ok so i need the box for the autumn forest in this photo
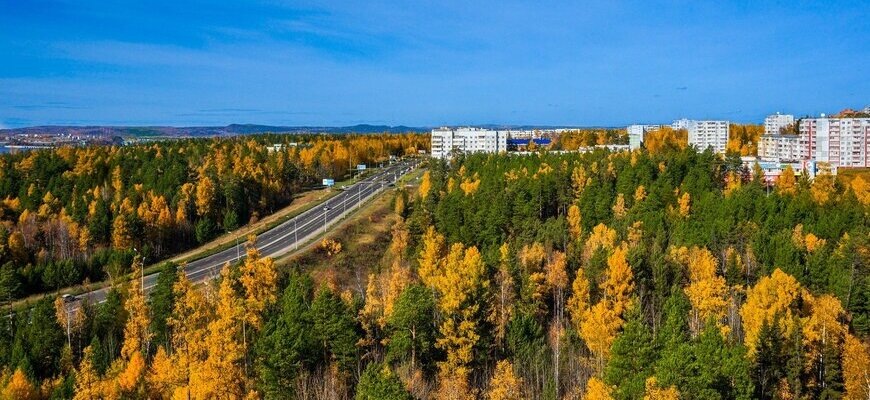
[0,132,869,400]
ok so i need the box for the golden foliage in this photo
[571,166,591,198]
[568,268,591,331]
[557,129,624,150]
[580,302,622,372]
[634,185,647,203]
[487,360,524,400]
[117,351,146,392]
[194,176,216,217]
[584,223,617,259]
[437,316,480,379]
[394,193,406,216]
[727,124,763,156]
[389,219,409,264]
[200,264,246,399]
[240,242,278,329]
[677,192,690,217]
[319,238,343,256]
[460,176,481,196]
[740,269,802,358]
[776,380,795,400]
[518,242,547,273]
[545,251,568,290]
[627,221,644,248]
[842,333,870,400]
[777,166,797,195]
[724,171,741,197]
[418,226,446,290]
[791,224,805,249]
[612,193,626,218]
[602,245,634,316]
[166,270,212,395]
[802,294,846,364]
[74,346,101,400]
[360,273,384,340]
[576,245,634,370]
[644,126,687,155]
[584,377,614,400]
[121,259,151,360]
[3,368,37,400]
[425,242,489,387]
[435,369,475,400]
[436,244,488,316]
[811,171,836,205]
[567,204,582,241]
[850,175,870,206]
[111,215,133,250]
[146,346,178,398]
[643,376,680,400]
[676,247,728,335]
[384,266,412,321]
[804,233,826,253]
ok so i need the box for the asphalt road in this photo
[69,158,420,307]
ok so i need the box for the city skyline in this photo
[1,0,868,129]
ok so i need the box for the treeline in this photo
[551,129,627,150]
[727,124,764,156]
[3,145,870,399]
[399,149,869,399]
[0,133,427,301]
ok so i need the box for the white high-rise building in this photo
[680,120,729,153]
[764,113,795,135]
[758,135,805,161]
[626,124,662,150]
[800,117,870,168]
[671,118,691,130]
[430,127,508,159]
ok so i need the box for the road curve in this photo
[70,158,420,307]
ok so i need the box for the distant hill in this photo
[0,124,429,137]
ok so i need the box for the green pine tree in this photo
[605,306,657,400]
[355,363,412,400]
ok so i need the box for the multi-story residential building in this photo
[430,127,508,159]
[684,120,729,153]
[799,117,870,168]
[626,124,662,150]
[744,158,819,184]
[758,134,805,161]
[764,113,795,135]
[671,118,691,130]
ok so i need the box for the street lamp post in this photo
[322,206,331,234]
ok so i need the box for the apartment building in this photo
[683,120,729,153]
[758,134,805,161]
[626,124,662,150]
[671,118,691,130]
[764,113,795,135]
[430,127,508,159]
[799,117,870,168]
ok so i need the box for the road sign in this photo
[357,164,366,170]
[323,178,335,187]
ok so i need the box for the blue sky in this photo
[0,0,867,128]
